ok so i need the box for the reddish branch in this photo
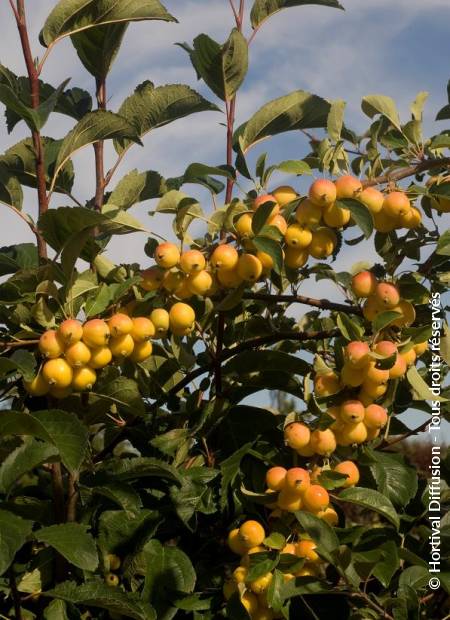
[13,0,48,258]
[380,419,431,449]
[93,78,107,211]
[362,157,450,187]
[243,291,362,315]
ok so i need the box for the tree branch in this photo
[362,157,450,188]
[243,292,362,315]
[93,78,107,211]
[380,419,431,450]
[8,568,22,620]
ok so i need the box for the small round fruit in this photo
[317,507,339,526]
[359,187,384,213]
[334,461,360,487]
[363,296,383,322]
[340,400,365,424]
[24,373,49,397]
[295,200,323,227]
[130,317,155,342]
[108,313,133,338]
[284,467,310,495]
[303,485,329,512]
[284,246,308,269]
[162,270,184,293]
[391,300,416,327]
[351,271,377,298]
[65,341,92,367]
[338,422,368,446]
[388,354,407,379]
[211,244,239,271]
[314,371,340,397]
[400,347,417,366]
[42,358,73,388]
[109,334,135,359]
[180,249,206,274]
[58,319,83,345]
[39,330,65,359]
[296,443,315,458]
[383,191,411,218]
[308,227,336,259]
[268,213,288,235]
[256,251,275,274]
[277,489,303,512]
[360,380,387,399]
[237,254,263,282]
[82,319,110,348]
[249,572,273,594]
[310,429,337,456]
[253,608,274,620]
[323,202,351,228]
[365,362,389,385]
[241,592,259,615]
[89,346,112,369]
[266,466,287,491]
[414,341,428,357]
[227,528,247,555]
[105,573,119,587]
[334,175,362,199]
[374,282,400,309]
[253,194,279,219]
[340,363,365,387]
[140,266,164,291]
[232,566,248,584]
[346,341,370,369]
[273,185,297,206]
[175,280,193,300]
[238,520,265,548]
[364,404,388,429]
[150,309,170,337]
[107,554,121,571]
[399,206,421,229]
[284,224,312,248]
[130,340,153,363]
[296,540,319,562]
[373,209,398,233]
[240,546,265,568]
[154,242,180,269]
[366,427,381,440]
[284,422,311,450]
[235,213,253,238]
[308,179,336,207]
[72,366,96,391]
[282,543,297,555]
[187,270,213,296]
[374,340,397,357]
[169,302,195,330]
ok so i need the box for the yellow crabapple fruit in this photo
[374,282,400,309]
[161,270,184,294]
[277,489,303,512]
[71,366,97,391]
[169,302,195,331]
[296,540,319,562]
[154,242,180,269]
[252,607,275,620]
[256,251,275,274]
[227,528,247,555]
[337,422,368,446]
[272,185,297,207]
[217,267,243,288]
[373,209,398,233]
[174,279,193,300]
[130,340,153,363]
[365,362,390,385]
[211,244,239,270]
[391,300,416,327]
[238,520,266,548]
[266,466,287,491]
[340,363,365,387]
[295,443,316,458]
[42,358,73,388]
[180,249,206,274]
[351,270,377,298]
[187,270,213,296]
[150,309,170,337]
[284,467,311,495]
[284,246,308,269]
[358,187,384,213]
[366,427,381,440]
[237,254,263,282]
[334,461,360,487]
[232,566,248,584]
[282,543,297,555]
[334,175,363,199]
[64,341,92,367]
[302,485,330,512]
[399,206,421,229]
[235,213,253,238]
[107,554,121,571]
[268,213,288,235]
[383,191,411,218]
[284,422,311,450]
[323,203,351,228]
[374,340,397,357]
[240,546,266,567]
[108,313,133,337]
[346,341,370,369]
[362,296,383,322]
[24,373,49,397]
[295,199,323,227]
[364,404,388,429]
[340,400,365,424]
[249,572,273,594]
[360,380,387,399]
[105,573,119,587]
[284,224,313,248]
[317,507,339,526]
[58,319,83,345]
[89,346,112,369]
[308,227,337,259]
[414,341,428,356]
[140,266,164,291]
[241,592,259,615]
[39,330,64,359]
[109,334,135,359]
[310,429,337,456]
[253,194,280,219]
[82,319,110,348]
[388,353,407,379]
[314,371,340,396]
[308,179,336,207]
[130,317,155,342]
[400,347,417,366]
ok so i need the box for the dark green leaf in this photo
[338,487,400,528]
[337,198,373,238]
[250,0,344,29]
[295,512,339,564]
[108,169,167,210]
[0,510,33,575]
[36,523,98,571]
[252,236,283,274]
[0,438,58,494]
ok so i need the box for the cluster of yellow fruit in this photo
[223,461,359,618]
[351,270,415,327]
[23,304,196,398]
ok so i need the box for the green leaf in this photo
[336,312,364,340]
[367,449,418,508]
[0,82,40,132]
[89,482,143,514]
[337,198,373,238]
[247,551,279,581]
[264,532,286,550]
[263,159,312,186]
[142,540,196,620]
[0,164,23,210]
[266,569,285,612]
[98,457,181,484]
[0,410,88,472]
[50,110,142,191]
[35,79,71,130]
[185,29,248,101]
[45,581,155,620]
[71,23,128,79]
[43,600,71,620]
[36,523,98,571]
[115,82,218,153]
[237,90,331,153]
[0,349,36,381]
[0,243,38,276]
[252,199,278,234]
[361,94,402,131]
[410,92,428,121]
[327,99,346,141]
[0,438,58,494]
[338,487,400,528]
[40,0,176,47]
[252,236,283,274]
[108,169,167,210]
[250,0,344,29]
[93,376,145,415]
[437,228,450,256]
[223,350,309,376]
[398,566,429,590]
[0,510,33,575]
[295,512,339,564]
[407,365,447,402]
[98,509,161,554]
[373,310,402,332]
[184,162,235,182]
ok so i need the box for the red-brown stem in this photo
[66,472,79,522]
[362,157,450,188]
[380,419,431,449]
[8,568,22,620]
[14,0,48,258]
[93,78,107,211]
[243,291,363,315]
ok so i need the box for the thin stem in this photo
[214,313,225,395]
[66,472,79,522]
[93,78,107,211]
[380,419,431,449]
[13,0,48,258]
[363,157,450,188]
[228,0,239,26]
[8,569,22,620]
[243,291,362,315]
[3,202,38,235]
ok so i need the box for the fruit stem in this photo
[362,156,450,188]
[242,292,363,315]
[8,568,22,620]
[94,77,107,212]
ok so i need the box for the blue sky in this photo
[0,0,449,440]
